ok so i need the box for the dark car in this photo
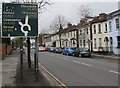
[55,47,63,53]
[52,47,56,53]
[73,48,84,57]
[80,48,91,57]
[48,47,54,52]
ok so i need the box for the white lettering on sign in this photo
[3,18,21,22]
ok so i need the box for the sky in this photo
[0,0,120,34]
[38,1,119,33]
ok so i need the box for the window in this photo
[105,23,107,32]
[68,33,69,38]
[80,40,82,47]
[80,30,82,35]
[98,24,101,33]
[115,18,120,29]
[117,36,120,48]
[83,40,86,47]
[94,38,97,49]
[86,28,88,34]
[71,32,72,38]
[99,38,102,47]
[94,25,96,34]
[109,21,112,32]
[62,41,64,46]
[83,29,86,35]
[74,31,75,37]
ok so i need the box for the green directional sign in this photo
[2,3,38,37]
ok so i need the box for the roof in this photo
[107,9,120,20]
[90,13,107,24]
[76,22,90,29]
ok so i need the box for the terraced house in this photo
[51,23,77,48]
[107,9,120,55]
[76,18,91,50]
[91,13,109,53]
[42,9,120,55]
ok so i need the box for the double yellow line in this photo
[39,63,67,88]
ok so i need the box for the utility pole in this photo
[59,24,63,48]
[76,29,79,48]
[90,23,93,52]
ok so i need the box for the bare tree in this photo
[48,15,68,48]
[49,15,68,33]
[78,4,92,18]
[11,0,51,13]
[37,0,52,13]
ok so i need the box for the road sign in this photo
[2,3,38,37]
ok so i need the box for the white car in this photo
[39,46,45,52]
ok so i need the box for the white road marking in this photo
[81,63,92,67]
[73,60,92,67]
[73,60,80,63]
[109,70,120,74]
[63,58,68,60]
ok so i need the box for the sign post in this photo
[20,37,23,81]
[2,3,38,81]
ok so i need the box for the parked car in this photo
[45,47,49,51]
[55,47,63,53]
[62,47,76,55]
[73,48,84,57]
[38,46,45,52]
[48,47,54,52]
[52,47,57,53]
[80,48,91,57]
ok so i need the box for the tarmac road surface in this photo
[38,52,119,86]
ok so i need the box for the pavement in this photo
[2,50,18,87]
[92,53,120,60]
[2,49,53,88]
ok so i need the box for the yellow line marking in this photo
[38,63,67,88]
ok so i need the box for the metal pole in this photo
[35,37,39,81]
[27,37,31,69]
[90,23,93,52]
[20,37,23,81]
[76,29,79,48]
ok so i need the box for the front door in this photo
[110,37,113,52]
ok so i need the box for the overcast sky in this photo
[38,1,119,33]
[0,0,120,34]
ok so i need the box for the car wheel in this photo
[73,53,74,56]
[80,54,83,57]
[89,54,91,57]
[77,55,79,57]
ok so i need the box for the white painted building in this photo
[91,13,109,52]
[77,22,91,49]
[107,9,120,55]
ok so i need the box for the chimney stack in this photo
[67,23,72,29]
[80,18,86,24]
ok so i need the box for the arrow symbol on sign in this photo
[18,15,31,36]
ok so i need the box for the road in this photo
[38,51,119,86]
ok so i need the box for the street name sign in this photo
[2,3,38,37]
